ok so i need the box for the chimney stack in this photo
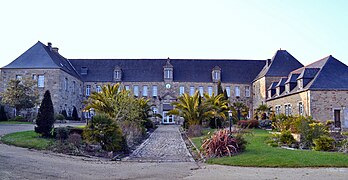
[52,47,59,53]
[47,42,52,51]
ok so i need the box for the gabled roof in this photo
[309,56,348,90]
[297,68,320,79]
[275,77,287,87]
[69,59,265,83]
[2,41,80,79]
[254,50,303,81]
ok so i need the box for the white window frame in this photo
[96,85,102,93]
[152,86,158,97]
[214,71,219,80]
[64,78,68,91]
[133,85,139,97]
[125,85,130,91]
[38,75,45,88]
[298,102,304,115]
[275,105,281,115]
[86,85,91,96]
[199,86,204,96]
[245,86,250,97]
[16,75,22,80]
[115,70,121,79]
[226,86,231,97]
[142,85,148,97]
[179,86,185,95]
[190,86,195,96]
[208,86,213,96]
[72,81,76,93]
[235,86,240,97]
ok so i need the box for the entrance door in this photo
[334,109,341,128]
[162,111,175,124]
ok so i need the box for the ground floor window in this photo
[284,104,292,116]
[298,102,303,115]
[275,105,281,115]
[334,109,341,128]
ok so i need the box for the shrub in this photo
[83,114,126,152]
[55,114,65,120]
[13,115,25,122]
[313,135,335,151]
[237,120,259,128]
[202,129,247,158]
[142,119,155,130]
[259,119,272,129]
[0,105,8,121]
[35,90,55,137]
[55,127,70,140]
[187,125,203,137]
[61,110,68,119]
[72,106,79,120]
[338,138,348,153]
[280,130,296,146]
[67,133,82,147]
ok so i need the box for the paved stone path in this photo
[127,125,194,162]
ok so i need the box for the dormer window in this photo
[163,58,173,82]
[114,66,122,82]
[212,66,221,82]
[285,84,290,94]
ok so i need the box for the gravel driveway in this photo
[1,124,348,179]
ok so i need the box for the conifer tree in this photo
[217,81,224,95]
[35,90,55,137]
[72,106,79,120]
[0,105,8,121]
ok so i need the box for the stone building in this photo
[1,41,347,128]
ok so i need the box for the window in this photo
[190,86,195,96]
[134,85,139,97]
[32,74,37,80]
[298,102,303,115]
[72,81,76,93]
[86,85,91,96]
[245,86,250,97]
[96,85,102,93]
[199,86,204,96]
[142,86,148,97]
[235,86,240,97]
[152,86,158,97]
[115,70,121,79]
[285,104,292,116]
[179,86,185,95]
[208,86,213,96]
[275,105,281,115]
[16,75,22,80]
[164,69,172,79]
[214,71,219,80]
[225,86,231,97]
[38,75,44,87]
[64,78,68,91]
[125,85,130,91]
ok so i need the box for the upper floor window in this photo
[190,86,195,96]
[245,86,250,97]
[16,75,22,80]
[275,105,281,115]
[199,86,204,96]
[235,86,240,97]
[86,85,91,96]
[212,66,221,82]
[142,86,148,97]
[163,58,173,81]
[208,86,213,96]
[226,86,231,97]
[298,102,304,115]
[114,66,122,81]
[125,85,130,91]
[152,86,158,97]
[96,85,102,93]
[38,75,45,87]
[165,69,172,79]
[32,74,37,80]
[285,104,292,116]
[179,86,185,95]
[133,85,139,97]
[72,81,76,93]
[64,78,68,91]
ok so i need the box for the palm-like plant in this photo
[256,104,272,120]
[204,93,229,128]
[231,102,249,121]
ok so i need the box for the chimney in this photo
[47,42,52,51]
[267,59,271,66]
[52,47,59,53]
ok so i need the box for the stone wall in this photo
[0,68,83,119]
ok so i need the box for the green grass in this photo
[0,121,33,125]
[192,129,348,167]
[1,130,53,150]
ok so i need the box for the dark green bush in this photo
[55,127,70,140]
[72,106,79,120]
[0,105,8,121]
[13,115,25,121]
[61,110,68,119]
[35,90,55,137]
[83,114,127,152]
[280,130,296,146]
[313,135,335,151]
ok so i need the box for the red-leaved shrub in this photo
[201,129,246,158]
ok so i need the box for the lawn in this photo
[0,121,33,125]
[192,129,348,167]
[1,130,53,150]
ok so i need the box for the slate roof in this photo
[254,50,303,81]
[2,41,80,79]
[275,78,287,87]
[267,82,278,90]
[69,59,266,83]
[297,68,320,79]
[285,73,300,84]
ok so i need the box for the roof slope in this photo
[309,56,348,90]
[2,41,80,79]
[69,59,265,83]
[254,50,303,81]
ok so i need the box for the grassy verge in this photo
[192,129,348,167]
[1,131,53,150]
[0,121,33,125]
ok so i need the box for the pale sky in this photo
[1,0,347,67]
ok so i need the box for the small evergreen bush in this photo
[35,90,55,137]
[0,105,8,121]
[313,135,335,151]
[61,109,68,119]
[72,106,79,120]
[280,130,296,146]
